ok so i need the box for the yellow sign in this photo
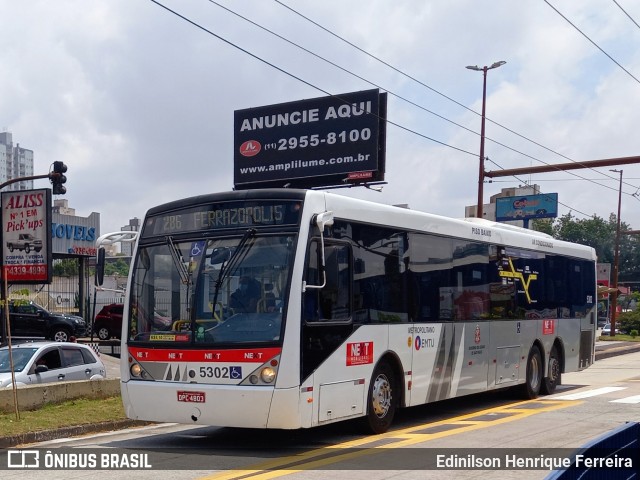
[150,334,176,341]
[498,257,538,303]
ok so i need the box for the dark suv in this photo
[94,304,123,340]
[5,301,87,342]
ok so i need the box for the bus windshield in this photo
[128,233,295,346]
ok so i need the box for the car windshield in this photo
[129,233,295,345]
[0,347,38,373]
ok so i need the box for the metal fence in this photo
[8,272,127,331]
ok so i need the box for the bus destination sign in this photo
[143,200,302,237]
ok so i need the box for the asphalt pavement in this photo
[1,338,639,449]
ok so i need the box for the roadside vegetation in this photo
[0,396,126,437]
[600,307,640,341]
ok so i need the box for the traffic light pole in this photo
[0,170,66,346]
[0,172,62,190]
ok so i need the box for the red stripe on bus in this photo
[128,347,282,363]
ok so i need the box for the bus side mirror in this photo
[95,247,106,286]
[315,211,334,231]
[303,211,334,292]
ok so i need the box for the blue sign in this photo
[495,193,558,222]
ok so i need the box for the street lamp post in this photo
[609,169,623,336]
[466,61,506,219]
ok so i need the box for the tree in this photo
[53,258,79,277]
[535,212,640,283]
[104,257,130,277]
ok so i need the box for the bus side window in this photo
[304,242,351,322]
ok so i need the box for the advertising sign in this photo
[495,193,558,222]
[52,211,100,256]
[1,189,53,283]
[234,89,387,189]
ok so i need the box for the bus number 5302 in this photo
[200,366,232,379]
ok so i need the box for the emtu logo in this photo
[239,140,261,157]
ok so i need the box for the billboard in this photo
[1,189,53,283]
[234,89,387,189]
[495,193,558,222]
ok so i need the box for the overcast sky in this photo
[2,0,640,238]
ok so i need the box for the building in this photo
[120,217,141,256]
[0,131,34,191]
[465,184,542,227]
[52,199,76,215]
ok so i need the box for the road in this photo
[2,349,639,479]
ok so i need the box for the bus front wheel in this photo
[361,361,396,434]
[521,345,543,399]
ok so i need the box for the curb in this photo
[0,419,152,449]
[594,343,640,361]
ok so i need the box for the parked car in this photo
[94,304,124,340]
[0,341,106,387]
[3,301,87,342]
[601,323,620,335]
[94,304,173,340]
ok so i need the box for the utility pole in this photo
[466,61,506,219]
[610,169,623,336]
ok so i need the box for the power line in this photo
[273,0,640,192]
[151,0,639,219]
[612,0,640,31]
[207,0,636,196]
[544,0,640,85]
[206,0,590,177]
[148,0,476,157]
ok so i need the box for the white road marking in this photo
[552,386,627,400]
[610,394,640,404]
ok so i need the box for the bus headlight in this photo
[130,363,143,378]
[240,355,280,386]
[260,367,276,383]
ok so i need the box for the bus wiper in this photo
[167,236,191,285]
[211,228,256,316]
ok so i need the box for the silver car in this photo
[601,323,620,335]
[0,341,106,387]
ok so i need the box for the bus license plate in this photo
[177,391,205,403]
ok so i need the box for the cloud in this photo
[0,0,638,236]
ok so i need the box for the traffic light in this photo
[50,161,67,195]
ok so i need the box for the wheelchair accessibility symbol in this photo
[191,241,205,257]
[230,366,242,379]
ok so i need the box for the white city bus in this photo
[114,189,596,433]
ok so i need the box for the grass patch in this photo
[598,334,640,341]
[0,396,126,437]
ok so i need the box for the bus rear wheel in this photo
[361,361,396,434]
[541,345,561,395]
[520,345,542,399]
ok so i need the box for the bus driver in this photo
[230,276,261,313]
